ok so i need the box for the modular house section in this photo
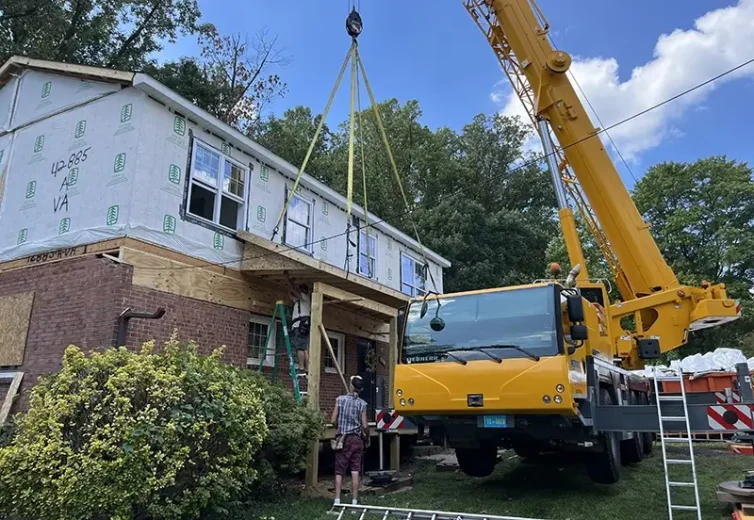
[0,64,449,297]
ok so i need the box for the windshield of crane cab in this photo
[401,285,560,364]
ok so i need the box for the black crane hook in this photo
[346,8,363,39]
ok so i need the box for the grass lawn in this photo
[238,443,752,520]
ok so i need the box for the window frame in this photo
[400,252,427,297]
[284,189,314,254]
[358,230,378,279]
[247,314,276,368]
[186,140,249,231]
[324,330,346,374]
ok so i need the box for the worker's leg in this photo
[334,474,344,503]
[351,470,360,503]
[350,437,364,504]
[334,446,347,504]
[296,349,306,372]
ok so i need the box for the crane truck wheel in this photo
[620,392,645,464]
[455,443,497,477]
[586,388,621,484]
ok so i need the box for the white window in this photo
[358,231,377,279]
[401,253,426,297]
[324,331,345,374]
[247,315,275,367]
[285,191,313,252]
[188,141,247,230]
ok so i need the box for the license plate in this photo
[482,415,509,428]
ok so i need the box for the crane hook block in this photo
[546,50,572,74]
[346,8,363,39]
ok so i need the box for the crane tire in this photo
[587,388,622,484]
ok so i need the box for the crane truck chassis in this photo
[394,282,745,483]
[390,0,743,485]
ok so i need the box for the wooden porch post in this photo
[388,315,400,471]
[305,287,324,489]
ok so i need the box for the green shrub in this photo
[0,338,268,520]
[247,374,324,495]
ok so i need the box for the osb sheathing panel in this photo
[0,291,34,366]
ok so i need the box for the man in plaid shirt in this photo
[331,375,368,506]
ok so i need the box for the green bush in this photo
[0,338,269,520]
[247,374,324,495]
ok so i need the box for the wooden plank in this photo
[0,292,34,366]
[322,305,389,342]
[305,288,324,489]
[0,372,23,425]
[0,238,124,272]
[320,323,348,394]
[122,238,247,281]
[315,282,397,318]
[390,435,401,472]
[121,247,277,313]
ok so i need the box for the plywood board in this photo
[121,247,277,313]
[0,292,34,366]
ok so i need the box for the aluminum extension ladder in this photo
[653,368,702,520]
[329,504,549,520]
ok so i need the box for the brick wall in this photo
[0,254,393,419]
[0,255,129,411]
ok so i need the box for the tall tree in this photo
[0,0,201,69]
[146,25,288,131]
[633,156,754,356]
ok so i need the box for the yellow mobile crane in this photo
[393,0,742,484]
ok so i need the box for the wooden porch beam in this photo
[314,282,398,318]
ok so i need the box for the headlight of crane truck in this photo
[391,0,742,484]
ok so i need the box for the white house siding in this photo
[0,69,447,295]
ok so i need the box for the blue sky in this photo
[159,0,754,186]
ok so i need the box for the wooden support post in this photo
[0,372,23,425]
[319,323,349,394]
[388,315,400,471]
[305,289,324,489]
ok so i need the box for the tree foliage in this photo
[634,156,754,356]
[252,100,558,293]
[0,0,201,69]
[0,338,322,520]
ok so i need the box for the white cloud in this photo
[492,0,754,160]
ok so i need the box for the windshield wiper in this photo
[439,350,468,365]
[465,347,502,363]
[481,344,540,362]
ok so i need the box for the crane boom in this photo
[464,0,740,361]
[466,0,678,299]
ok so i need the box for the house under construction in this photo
[0,56,450,484]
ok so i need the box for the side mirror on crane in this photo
[566,294,585,323]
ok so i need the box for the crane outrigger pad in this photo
[329,503,551,520]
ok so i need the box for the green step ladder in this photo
[257,300,307,402]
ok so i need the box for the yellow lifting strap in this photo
[270,23,437,293]
[271,41,357,240]
[356,50,438,292]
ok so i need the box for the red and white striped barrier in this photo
[707,404,754,431]
[376,409,404,431]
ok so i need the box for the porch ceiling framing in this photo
[236,231,409,309]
